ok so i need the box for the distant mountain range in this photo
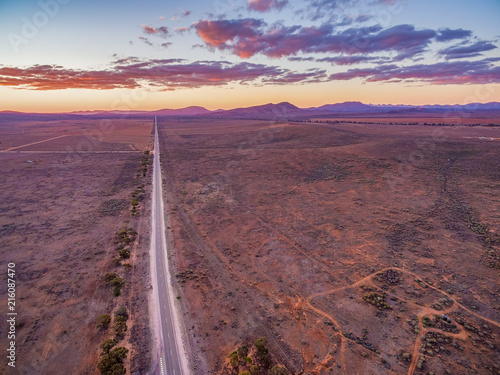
[1,101,500,121]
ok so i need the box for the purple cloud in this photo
[141,25,170,39]
[194,19,437,60]
[0,59,327,90]
[248,0,288,12]
[436,28,472,42]
[440,40,497,59]
[317,55,386,65]
[329,59,500,84]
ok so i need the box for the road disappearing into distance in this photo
[150,117,188,375]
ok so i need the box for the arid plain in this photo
[158,118,500,374]
[1,116,499,375]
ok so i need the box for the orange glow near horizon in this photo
[2,81,500,113]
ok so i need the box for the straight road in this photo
[151,117,187,375]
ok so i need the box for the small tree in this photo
[100,339,118,354]
[229,351,239,367]
[270,365,288,375]
[238,345,249,358]
[239,372,251,375]
[114,307,129,320]
[254,338,268,356]
[119,248,130,259]
[250,365,259,375]
[97,315,111,330]
[113,320,127,337]
[104,273,117,283]
[110,347,128,360]
[110,277,124,288]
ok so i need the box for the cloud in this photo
[194,18,264,49]
[317,55,386,65]
[288,56,315,62]
[174,26,190,34]
[0,59,328,91]
[138,36,153,46]
[328,59,500,84]
[194,19,438,59]
[141,25,170,38]
[248,0,288,12]
[439,40,497,60]
[436,28,472,42]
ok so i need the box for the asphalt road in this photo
[152,117,184,375]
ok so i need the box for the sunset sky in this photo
[1,0,499,112]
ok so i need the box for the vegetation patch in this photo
[363,292,393,310]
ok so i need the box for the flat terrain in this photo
[0,119,154,374]
[0,118,152,152]
[159,119,500,374]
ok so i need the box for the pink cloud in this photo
[0,59,327,90]
[141,25,170,38]
[194,19,443,59]
[248,0,288,12]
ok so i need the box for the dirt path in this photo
[1,135,68,151]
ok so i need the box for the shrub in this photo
[229,351,239,367]
[110,277,125,288]
[238,345,249,358]
[113,287,121,297]
[97,347,128,375]
[250,365,259,375]
[104,273,117,283]
[118,249,130,259]
[113,320,127,336]
[100,339,118,354]
[270,365,288,375]
[254,338,268,356]
[239,372,251,375]
[114,307,129,320]
[97,315,111,330]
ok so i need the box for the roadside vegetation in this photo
[95,149,152,374]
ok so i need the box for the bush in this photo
[250,365,259,375]
[238,345,249,358]
[110,277,125,288]
[114,307,129,321]
[97,315,111,330]
[254,338,268,356]
[100,339,118,354]
[113,287,121,297]
[269,365,288,375]
[118,249,130,259]
[229,351,239,367]
[104,273,117,283]
[113,320,127,336]
[97,347,128,375]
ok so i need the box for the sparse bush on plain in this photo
[97,314,111,330]
[270,365,288,375]
[97,347,128,375]
[229,351,239,367]
[100,338,118,354]
[118,248,130,259]
[114,307,129,321]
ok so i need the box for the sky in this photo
[0,0,499,112]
